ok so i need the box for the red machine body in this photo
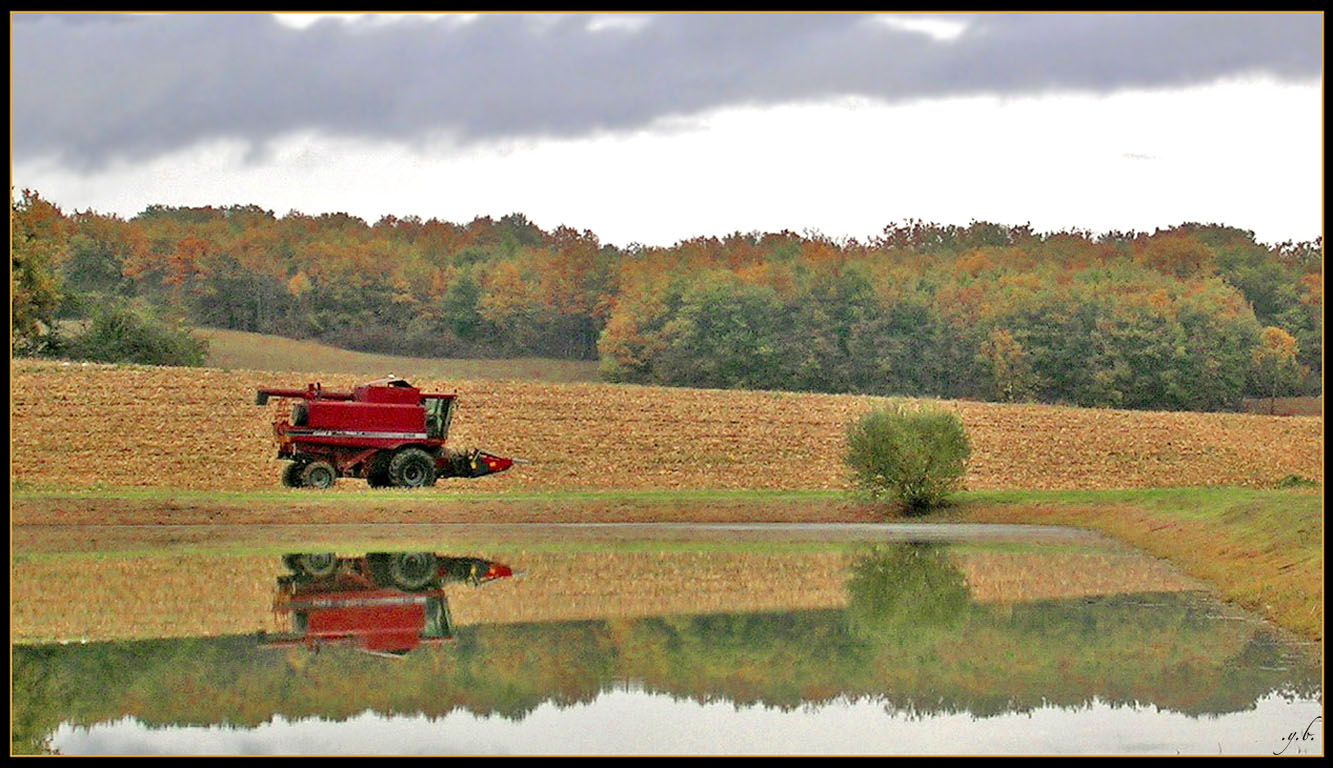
[260,552,514,657]
[255,377,515,489]
[290,590,444,656]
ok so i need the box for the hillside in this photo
[199,327,600,383]
[18,198,1323,414]
[11,358,1322,493]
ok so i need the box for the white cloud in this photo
[11,78,1321,247]
[869,14,971,43]
[270,13,473,30]
[586,14,653,34]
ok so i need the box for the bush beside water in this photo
[845,403,972,513]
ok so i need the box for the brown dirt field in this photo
[11,359,1323,493]
[1241,396,1323,417]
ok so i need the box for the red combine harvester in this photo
[255,376,515,489]
[260,552,515,657]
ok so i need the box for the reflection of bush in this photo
[845,544,973,641]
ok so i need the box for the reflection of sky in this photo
[52,690,1322,756]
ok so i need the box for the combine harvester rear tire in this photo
[281,461,307,488]
[297,553,339,578]
[367,454,392,489]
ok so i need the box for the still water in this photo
[11,525,1323,756]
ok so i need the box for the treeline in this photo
[600,223,1321,411]
[11,189,1322,411]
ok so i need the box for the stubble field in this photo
[11,358,1322,494]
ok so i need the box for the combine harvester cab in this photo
[255,376,516,489]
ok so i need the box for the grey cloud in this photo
[11,12,1322,167]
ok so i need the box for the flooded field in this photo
[11,523,1323,756]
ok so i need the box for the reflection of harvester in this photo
[260,552,514,658]
[255,377,515,489]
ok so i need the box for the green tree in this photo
[1173,281,1261,411]
[844,402,972,513]
[845,286,952,397]
[1086,302,1191,410]
[61,212,143,302]
[63,299,208,367]
[441,268,485,342]
[657,276,785,389]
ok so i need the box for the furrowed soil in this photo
[11,359,1323,495]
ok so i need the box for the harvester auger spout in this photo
[254,377,517,489]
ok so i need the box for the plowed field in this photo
[10,359,1323,493]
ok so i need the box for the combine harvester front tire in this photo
[389,448,437,488]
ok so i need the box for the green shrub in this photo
[62,299,208,367]
[845,402,972,513]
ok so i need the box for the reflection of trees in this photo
[844,544,972,642]
[12,647,59,755]
[12,593,1323,753]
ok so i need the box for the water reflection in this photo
[846,543,972,640]
[261,553,514,658]
[11,539,1322,755]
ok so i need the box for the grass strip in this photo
[945,487,1323,642]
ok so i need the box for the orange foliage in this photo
[1133,231,1216,278]
[955,250,993,278]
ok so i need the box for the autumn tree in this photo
[11,189,67,355]
[1134,229,1216,278]
[1249,326,1304,410]
[976,327,1036,402]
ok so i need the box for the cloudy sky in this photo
[10,12,1324,247]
